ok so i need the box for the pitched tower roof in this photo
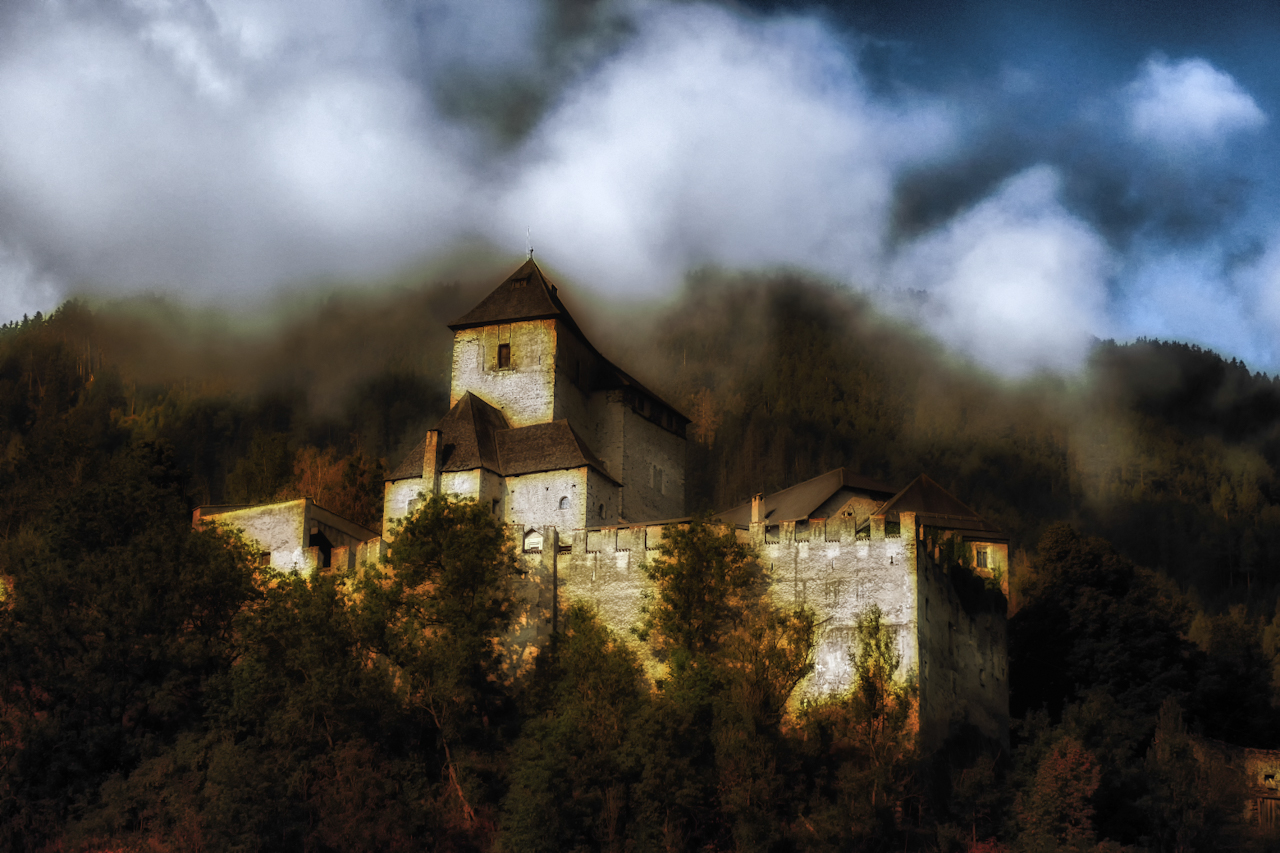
[448,259,580,332]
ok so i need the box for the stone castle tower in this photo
[382,259,689,540]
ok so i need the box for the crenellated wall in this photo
[507,512,1009,751]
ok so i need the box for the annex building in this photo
[198,258,1011,751]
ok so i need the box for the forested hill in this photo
[6,273,1280,849]
[4,269,1280,605]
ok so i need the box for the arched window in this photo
[558,496,569,510]
[598,503,605,519]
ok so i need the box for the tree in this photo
[276,443,385,530]
[1139,699,1244,853]
[1013,735,1101,853]
[357,493,520,837]
[642,518,761,666]
[500,604,649,853]
[634,519,816,851]
[795,604,919,848]
[0,441,258,850]
[1010,523,1194,724]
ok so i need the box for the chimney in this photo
[751,493,764,524]
[422,430,442,492]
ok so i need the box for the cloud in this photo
[0,0,495,303]
[494,3,953,295]
[1,0,1280,381]
[890,166,1112,376]
[1125,56,1266,149]
[0,241,60,323]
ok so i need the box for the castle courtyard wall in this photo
[198,499,380,575]
[202,500,310,570]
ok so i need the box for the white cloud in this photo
[1221,234,1280,370]
[0,0,489,302]
[496,3,953,295]
[0,0,1276,383]
[1125,56,1266,149]
[890,166,1112,376]
[0,242,60,322]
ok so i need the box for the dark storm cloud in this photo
[1,0,1280,376]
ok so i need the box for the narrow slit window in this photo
[497,343,511,369]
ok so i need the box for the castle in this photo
[196,258,1011,751]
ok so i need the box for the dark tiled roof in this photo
[386,393,617,483]
[715,468,897,527]
[388,435,428,482]
[496,421,618,482]
[386,393,510,482]
[438,393,509,473]
[875,474,1005,538]
[448,259,578,332]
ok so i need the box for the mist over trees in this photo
[3,270,1280,849]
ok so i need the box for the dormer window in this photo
[497,343,511,369]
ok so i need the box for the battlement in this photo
[508,510,913,561]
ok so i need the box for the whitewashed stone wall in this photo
[619,407,686,522]
[506,468,590,533]
[450,321,558,427]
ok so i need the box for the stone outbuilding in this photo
[193,498,383,574]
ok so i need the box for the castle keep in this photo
[198,258,1011,751]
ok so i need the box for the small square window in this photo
[497,343,511,369]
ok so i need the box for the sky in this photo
[1,0,1279,377]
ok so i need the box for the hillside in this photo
[3,271,1280,849]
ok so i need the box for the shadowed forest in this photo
[4,267,1280,850]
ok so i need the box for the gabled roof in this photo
[715,467,897,528]
[873,474,1005,538]
[448,258,581,333]
[386,394,618,484]
[496,420,618,483]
